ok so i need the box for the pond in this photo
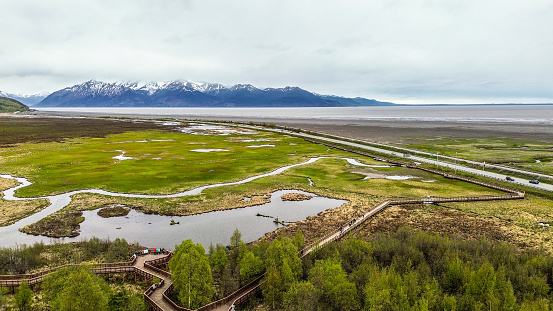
[0,188,345,249]
[78,190,346,249]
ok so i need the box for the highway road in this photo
[260,127,553,193]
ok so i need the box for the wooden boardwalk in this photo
[0,152,526,310]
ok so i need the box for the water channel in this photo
[0,157,389,249]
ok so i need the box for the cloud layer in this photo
[1,0,552,103]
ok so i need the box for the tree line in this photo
[169,226,553,310]
[3,227,553,310]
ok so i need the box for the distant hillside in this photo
[0,90,49,106]
[0,97,30,112]
[35,80,395,107]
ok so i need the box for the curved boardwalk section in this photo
[0,147,526,311]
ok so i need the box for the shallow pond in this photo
[78,190,346,249]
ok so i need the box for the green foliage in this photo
[296,227,553,310]
[0,97,29,113]
[230,228,243,249]
[106,237,133,262]
[210,243,229,274]
[293,228,304,250]
[169,239,214,309]
[309,258,359,310]
[466,262,498,309]
[108,289,147,311]
[263,263,282,310]
[283,281,320,311]
[264,236,302,289]
[43,265,111,311]
[262,236,303,308]
[14,281,33,311]
[0,286,7,309]
[239,250,264,283]
[0,238,139,275]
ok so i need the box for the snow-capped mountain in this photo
[0,90,50,106]
[35,80,394,108]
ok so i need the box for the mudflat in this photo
[248,118,553,143]
[33,109,553,143]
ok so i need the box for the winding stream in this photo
[0,157,389,248]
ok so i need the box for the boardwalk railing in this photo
[0,138,529,310]
[0,256,137,287]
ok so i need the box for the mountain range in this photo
[27,80,394,107]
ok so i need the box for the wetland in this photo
[1,115,553,254]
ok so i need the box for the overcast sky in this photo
[1,0,552,104]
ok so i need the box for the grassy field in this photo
[2,117,553,255]
[401,137,553,175]
[0,128,328,197]
[19,153,504,237]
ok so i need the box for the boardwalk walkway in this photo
[0,155,526,310]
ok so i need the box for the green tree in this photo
[230,228,242,249]
[43,265,111,311]
[263,263,283,310]
[108,289,147,311]
[262,236,302,309]
[283,281,320,311]
[442,294,457,311]
[495,266,516,311]
[519,298,549,311]
[239,250,264,283]
[466,262,498,310]
[107,238,131,262]
[169,239,214,309]
[442,256,465,294]
[309,258,359,311]
[209,244,229,274]
[264,236,302,289]
[14,281,33,311]
[293,228,304,250]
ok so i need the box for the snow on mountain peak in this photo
[56,80,313,98]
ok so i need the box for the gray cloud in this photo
[0,0,552,103]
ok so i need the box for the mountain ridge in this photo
[34,80,395,107]
[0,90,49,106]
